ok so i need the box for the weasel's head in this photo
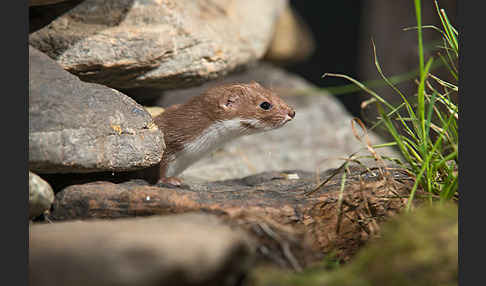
[203,81,295,133]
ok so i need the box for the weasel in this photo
[144,81,295,186]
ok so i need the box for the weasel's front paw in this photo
[160,176,183,187]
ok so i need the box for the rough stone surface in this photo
[29,213,254,286]
[29,171,55,219]
[29,0,288,90]
[30,0,73,6]
[51,166,419,265]
[144,63,401,182]
[29,46,164,174]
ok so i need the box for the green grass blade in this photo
[417,58,434,146]
[377,103,417,170]
[414,0,425,75]
[441,172,458,201]
[438,52,458,80]
[425,91,437,143]
[322,73,396,111]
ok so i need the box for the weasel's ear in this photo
[219,86,244,109]
[220,92,239,109]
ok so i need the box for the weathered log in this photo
[52,166,420,264]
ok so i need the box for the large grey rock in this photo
[29,0,74,6]
[149,63,401,182]
[29,171,55,219]
[29,0,288,90]
[29,213,254,286]
[29,1,86,33]
[29,46,164,173]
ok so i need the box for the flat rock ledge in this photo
[30,213,254,286]
[51,166,420,266]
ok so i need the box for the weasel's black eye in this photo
[259,101,272,110]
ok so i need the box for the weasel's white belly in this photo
[165,145,217,177]
[164,118,259,177]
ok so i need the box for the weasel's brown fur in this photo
[144,81,295,185]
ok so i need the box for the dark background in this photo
[284,0,457,121]
[286,0,363,118]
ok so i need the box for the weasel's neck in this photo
[164,118,260,177]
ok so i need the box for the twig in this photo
[258,222,303,272]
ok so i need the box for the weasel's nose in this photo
[288,109,295,119]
